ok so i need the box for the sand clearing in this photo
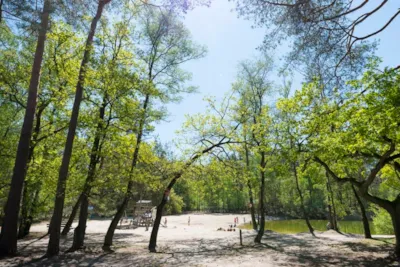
[1,213,396,266]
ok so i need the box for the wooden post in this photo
[240,229,243,246]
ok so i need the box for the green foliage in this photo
[371,206,395,235]
[165,189,185,215]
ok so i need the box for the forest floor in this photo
[0,214,398,267]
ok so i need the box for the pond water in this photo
[242,219,392,235]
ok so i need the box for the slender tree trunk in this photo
[248,182,257,230]
[326,172,338,231]
[293,162,314,235]
[244,143,257,230]
[103,94,150,251]
[18,106,45,239]
[22,184,41,236]
[149,177,179,252]
[20,142,49,237]
[70,97,106,250]
[18,182,31,239]
[0,0,51,256]
[327,204,334,229]
[103,186,131,250]
[61,194,82,236]
[148,137,226,252]
[47,0,110,256]
[255,152,266,243]
[351,185,371,239]
[307,176,313,208]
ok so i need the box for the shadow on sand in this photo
[1,230,396,266]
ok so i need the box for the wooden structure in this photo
[120,200,155,228]
[133,200,155,227]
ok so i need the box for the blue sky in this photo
[153,0,400,147]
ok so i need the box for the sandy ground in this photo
[0,214,398,267]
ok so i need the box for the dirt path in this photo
[1,214,397,266]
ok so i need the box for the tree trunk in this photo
[103,94,149,251]
[149,199,166,252]
[307,176,313,208]
[61,194,82,236]
[18,182,31,239]
[0,0,51,256]
[103,189,131,250]
[147,137,227,252]
[327,204,334,229]
[47,0,109,257]
[248,181,257,231]
[326,172,338,231]
[244,143,257,230]
[149,178,178,252]
[71,193,89,250]
[351,185,371,239]
[19,106,45,239]
[293,162,314,235]
[254,152,266,243]
[70,97,106,250]
[390,203,400,258]
[23,185,41,235]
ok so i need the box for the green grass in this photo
[240,219,393,235]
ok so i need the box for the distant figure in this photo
[243,217,246,223]
[164,217,167,226]
[188,216,191,226]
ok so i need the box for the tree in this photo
[103,5,205,250]
[149,106,242,251]
[17,22,81,238]
[232,56,275,243]
[275,82,315,235]
[0,0,51,256]
[277,64,400,256]
[233,0,396,93]
[70,20,143,248]
[47,0,111,257]
[351,184,371,238]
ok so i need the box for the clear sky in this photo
[153,0,400,147]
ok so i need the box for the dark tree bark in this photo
[248,181,257,230]
[326,172,338,231]
[0,0,51,257]
[351,184,371,239]
[18,106,45,239]
[47,0,110,257]
[149,182,176,252]
[148,137,232,252]
[23,185,41,234]
[315,150,400,256]
[254,151,266,243]
[61,194,82,236]
[390,202,400,257]
[244,143,257,230]
[103,94,149,251]
[70,96,106,250]
[293,162,314,236]
[327,203,334,230]
[18,182,31,239]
